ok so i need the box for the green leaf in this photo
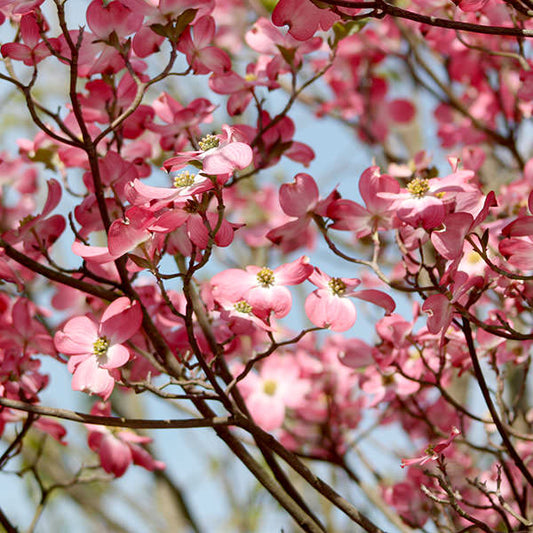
[29,147,57,171]
[260,0,279,12]
[480,229,489,250]
[128,254,152,270]
[150,10,197,43]
[170,9,198,43]
[330,19,368,48]
[276,45,296,68]
[188,160,204,170]
[149,23,169,39]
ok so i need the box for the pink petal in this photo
[107,219,149,257]
[127,178,178,203]
[352,289,396,315]
[194,46,231,74]
[274,255,313,285]
[129,442,165,471]
[422,294,453,334]
[72,241,115,263]
[100,343,130,369]
[41,179,62,217]
[279,173,318,217]
[305,291,356,332]
[187,215,210,249]
[499,239,533,270]
[101,297,143,345]
[98,432,132,477]
[502,216,533,238]
[209,214,236,247]
[328,199,371,234]
[55,316,98,355]
[71,357,115,400]
[272,0,338,41]
[388,99,416,123]
[1,43,32,63]
[248,285,293,318]
[247,393,286,431]
[209,72,246,94]
[211,268,255,302]
[202,142,252,174]
[431,212,473,260]
[339,338,375,368]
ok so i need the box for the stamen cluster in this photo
[198,134,220,151]
[173,170,196,188]
[256,267,275,287]
[234,300,253,314]
[93,336,109,357]
[407,177,430,198]
[328,277,346,296]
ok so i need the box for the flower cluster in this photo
[0,0,532,530]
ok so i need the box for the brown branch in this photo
[0,507,18,533]
[236,414,385,533]
[0,397,234,430]
[0,412,36,468]
[461,318,533,488]
[315,0,533,37]
[0,238,118,301]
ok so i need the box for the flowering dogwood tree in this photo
[0,0,532,531]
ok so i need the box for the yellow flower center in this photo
[173,170,195,188]
[257,267,275,287]
[466,250,482,264]
[328,277,346,296]
[93,336,109,357]
[234,300,253,314]
[244,73,257,82]
[263,379,277,396]
[407,177,430,198]
[198,134,220,151]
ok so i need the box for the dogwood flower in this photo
[54,298,142,400]
[305,268,395,332]
[237,355,309,431]
[211,256,313,319]
[401,427,460,468]
[163,125,252,175]
[86,402,165,477]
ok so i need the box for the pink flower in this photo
[211,256,313,319]
[177,16,231,74]
[86,0,143,42]
[272,0,339,41]
[126,171,214,208]
[163,125,253,175]
[401,427,460,468]
[245,17,322,71]
[4,178,66,257]
[209,60,280,116]
[328,166,399,237]
[267,173,338,252]
[54,298,142,400]
[305,268,395,332]
[86,402,165,477]
[1,13,60,66]
[238,355,309,431]
[148,93,215,152]
[214,295,274,335]
[379,171,477,230]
